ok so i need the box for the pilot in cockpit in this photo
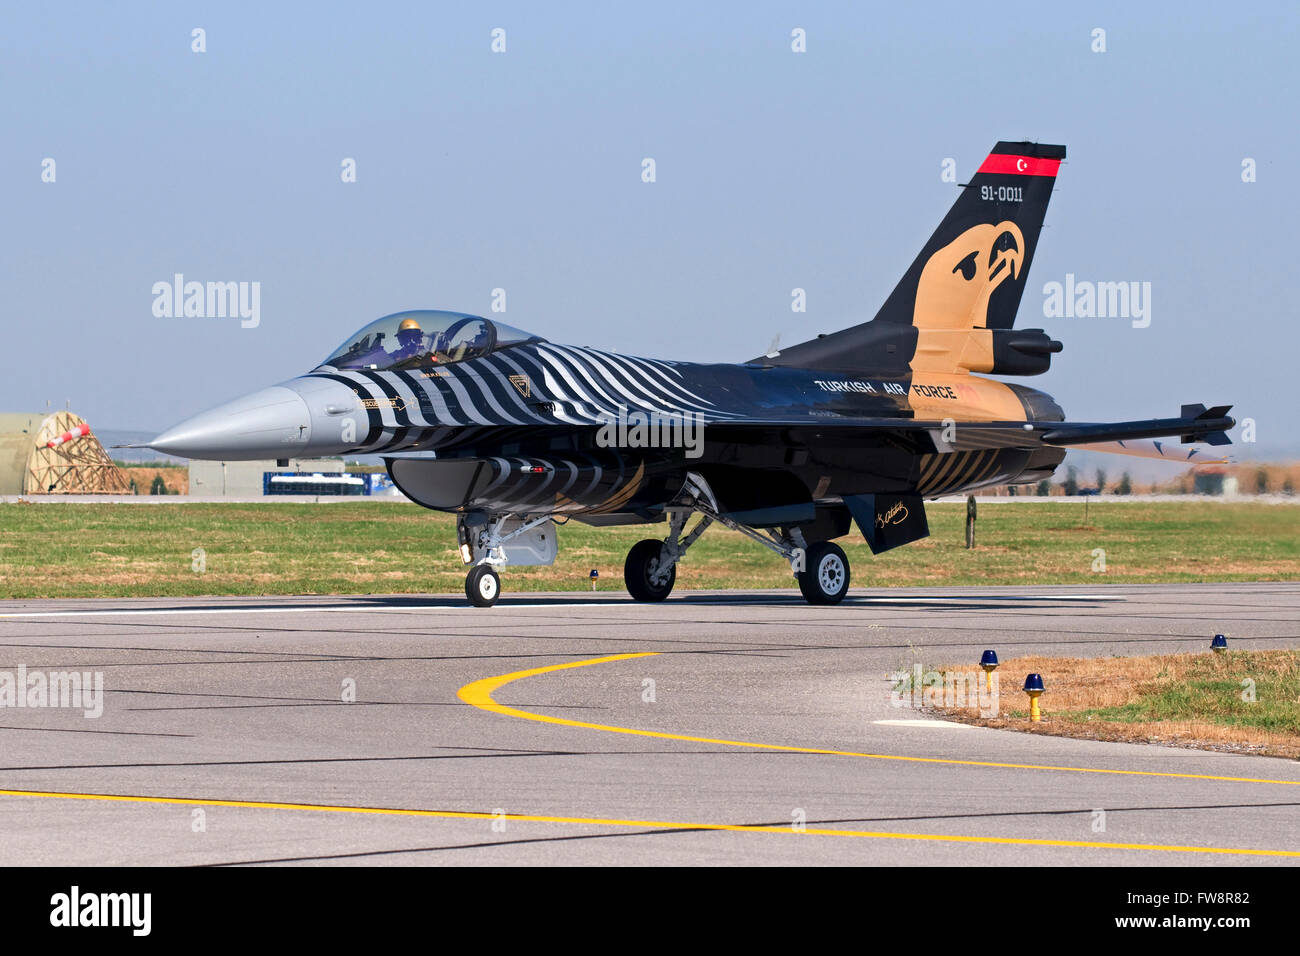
[388,317,428,366]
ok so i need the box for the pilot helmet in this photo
[396,317,423,346]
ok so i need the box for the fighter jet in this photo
[144,141,1234,607]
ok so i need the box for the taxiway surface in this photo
[1,584,1297,865]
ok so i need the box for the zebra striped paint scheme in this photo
[915,449,1026,497]
[308,338,1068,516]
[310,342,746,457]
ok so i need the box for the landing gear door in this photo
[463,517,559,567]
[843,494,929,555]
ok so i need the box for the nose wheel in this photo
[465,565,501,608]
[797,541,850,605]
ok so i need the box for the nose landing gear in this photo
[457,512,557,608]
[465,564,501,607]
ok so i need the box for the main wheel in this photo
[797,541,850,605]
[465,565,501,608]
[624,539,676,602]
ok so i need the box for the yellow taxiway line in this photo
[3,651,1297,859]
[1,787,1297,858]
[457,651,1300,788]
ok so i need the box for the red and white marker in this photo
[47,423,90,448]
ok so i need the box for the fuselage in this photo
[149,323,1066,521]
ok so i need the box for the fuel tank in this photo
[386,449,685,519]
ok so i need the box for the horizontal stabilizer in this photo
[1065,439,1231,464]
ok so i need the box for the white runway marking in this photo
[0,605,465,619]
[843,595,1125,604]
[0,593,1126,619]
[0,603,635,618]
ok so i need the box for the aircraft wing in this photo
[703,404,1235,455]
[379,405,1234,461]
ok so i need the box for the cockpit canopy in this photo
[319,311,545,372]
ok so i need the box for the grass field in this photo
[0,500,1297,599]
[930,651,1300,758]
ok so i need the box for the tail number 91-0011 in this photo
[981,185,1023,202]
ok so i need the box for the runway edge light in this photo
[979,650,999,692]
[1211,634,1228,654]
[1023,673,1045,722]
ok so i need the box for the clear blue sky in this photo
[2,1,1296,454]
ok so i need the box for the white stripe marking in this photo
[0,593,1125,619]
[858,595,1125,603]
[0,604,608,619]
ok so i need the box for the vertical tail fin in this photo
[874,141,1064,332]
[763,141,1065,373]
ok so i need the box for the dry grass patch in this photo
[932,651,1300,758]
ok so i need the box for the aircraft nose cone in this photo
[149,386,311,460]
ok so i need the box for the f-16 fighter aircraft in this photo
[144,141,1233,607]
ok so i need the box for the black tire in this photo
[465,565,501,607]
[624,539,676,602]
[797,541,850,605]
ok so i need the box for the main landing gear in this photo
[797,541,850,605]
[622,473,852,606]
[456,475,854,607]
[624,539,676,602]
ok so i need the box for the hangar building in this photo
[188,458,350,497]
